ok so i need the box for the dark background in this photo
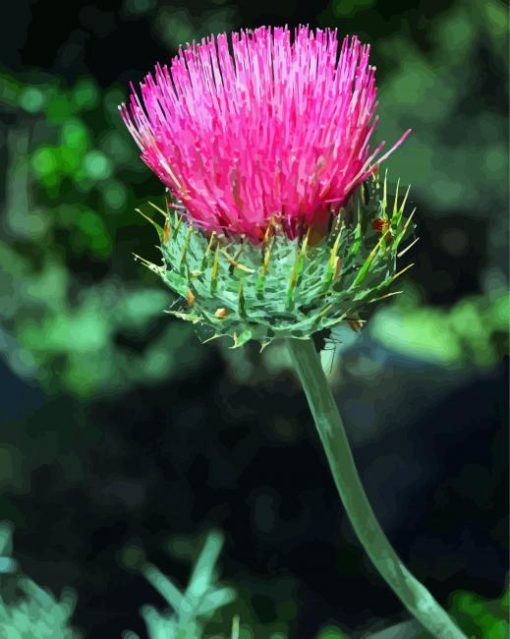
[0,0,508,637]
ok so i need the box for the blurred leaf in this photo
[370,288,509,367]
[126,531,236,639]
[449,588,509,639]
[0,523,80,638]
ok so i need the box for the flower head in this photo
[121,26,409,240]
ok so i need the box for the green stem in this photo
[286,338,467,639]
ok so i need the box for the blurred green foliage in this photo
[0,579,79,639]
[0,69,207,396]
[1,520,506,638]
[0,524,80,639]
[123,531,236,639]
[371,285,509,367]
[449,588,509,639]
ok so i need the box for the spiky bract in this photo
[137,175,415,348]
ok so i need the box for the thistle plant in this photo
[120,26,467,637]
[0,523,79,639]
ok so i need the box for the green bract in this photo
[136,175,415,348]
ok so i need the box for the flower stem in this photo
[286,338,467,639]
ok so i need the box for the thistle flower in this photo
[118,32,470,639]
[120,26,409,241]
[121,27,415,347]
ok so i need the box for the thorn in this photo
[135,208,164,241]
[201,232,217,271]
[323,221,344,288]
[387,262,414,286]
[399,184,412,213]
[201,333,222,344]
[211,242,220,292]
[148,201,168,220]
[230,329,252,349]
[206,233,217,255]
[395,262,415,277]
[397,236,419,258]
[174,213,183,236]
[262,237,274,274]
[263,216,276,243]
[330,222,344,264]
[287,251,300,309]
[333,256,342,282]
[393,177,400,218]
[257,236,274,293]
[368,290,403,303]
[179,225,193,266]
[221,249,255,274]
[398,207,417,240]
[259,339,272,353]
[291,226,312,289]
[347,210,362,262]
[349,228,390,289]
[132,253,162,275]
[300,225,312,259]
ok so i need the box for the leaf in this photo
[186,531,224,600]
[143,564,189,614]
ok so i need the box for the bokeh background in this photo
[0,0,508,637]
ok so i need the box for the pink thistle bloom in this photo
[120,26,409,241]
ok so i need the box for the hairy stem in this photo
[286,338,467,639]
